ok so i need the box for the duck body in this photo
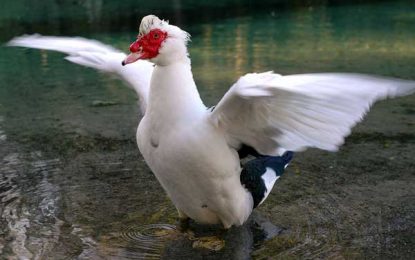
[137,60,253,227]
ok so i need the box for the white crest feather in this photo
[139,15,169,36]
[138,15,190,46]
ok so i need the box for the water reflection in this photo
[1,152,33,258]
[192,2,415,106]
[83,0,103,24]
[0,150,63,258]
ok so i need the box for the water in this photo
[1,0,415,258]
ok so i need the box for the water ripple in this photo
[0,116,6,142]
[119,224,179,259]
[0,152,33,259]
[0,147,63,259]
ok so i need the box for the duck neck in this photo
[147,59,206,123]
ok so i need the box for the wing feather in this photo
[8,34,154,114]
[211,72,415,155]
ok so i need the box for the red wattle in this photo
[128,29,168,59]
[129,40,140,53]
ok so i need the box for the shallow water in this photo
[1,0,415,259]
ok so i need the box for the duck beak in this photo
[122,39,142,66]
[122,52,141,66]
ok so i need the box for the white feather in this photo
[260,167,280,206]
[7,34,154,114]
[211,72,415,155]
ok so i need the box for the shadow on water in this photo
[0,0,414,259]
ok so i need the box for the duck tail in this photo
[281,151,294,167]
[240,151,294,208]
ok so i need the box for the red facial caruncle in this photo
[122,29,168,65]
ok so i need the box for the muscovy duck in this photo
[8,15,415,228]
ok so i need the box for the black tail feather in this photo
[240,151,294,208]
[282,151,294,165]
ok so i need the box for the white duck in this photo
[9,15,415,229]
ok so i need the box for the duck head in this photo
[122,15,190,66]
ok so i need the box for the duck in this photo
[8,15,415,229]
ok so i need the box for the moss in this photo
[403,108,415,115]
[252,235,300,259]
[10,128,135,156]
[148,204,178,224]
[346,132,415,144]
[90,100,119,107]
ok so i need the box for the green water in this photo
[0,1,414,259]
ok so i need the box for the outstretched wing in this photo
[210,72,415,155]
[8,34,154,114]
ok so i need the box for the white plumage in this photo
[8,15,415,228]
[211,72,415,155]
[8,34,154,113]
[260,168,281,206]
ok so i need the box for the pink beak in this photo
[122,53,142,66]
[122,40,142,66]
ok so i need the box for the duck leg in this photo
[176,208,190,231]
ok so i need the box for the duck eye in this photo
[153,33,160,39]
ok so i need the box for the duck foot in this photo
[177,217,190,232]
